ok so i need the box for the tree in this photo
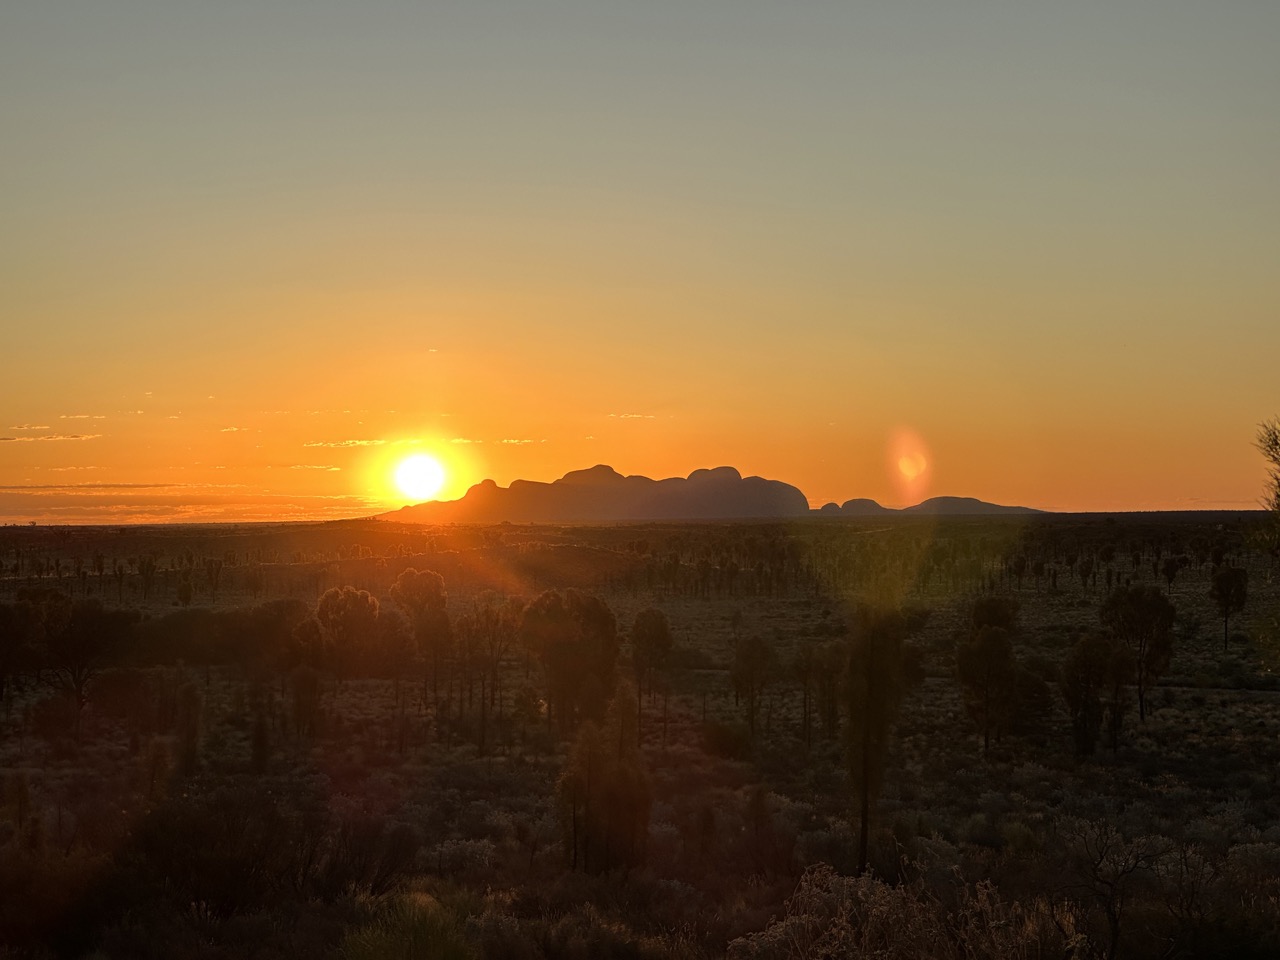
[1079,556,1096,591]
[477,593,522,709]
[177,569,194,607]
[630,607,672,702]
[39,596,139,738]
[373,603,413,678]
[1061,633,1135,755]
[521,589,618,733]
[0,599,39,706]
[389,568,451,700]
[203,557,224,603]
[1262,417,1280,511]
[792,645,817,749]
[814,642,844,740]
[240,596,311,674]
[289,615,330,672]
[1209,566,1248,651]
[138,555,158,602]
[971,595,1019,634]
[246,562,265,600]
[557,690,650,872]
[730,634,778,740]
[957,625,1017,756]
[1061,817,1168,960]
[455,592,521,752]
[1260,418,1280,552]
[316,586,380,677]
[1100,584,1175,721]
[630,607,673,741]
[844,606,917,874]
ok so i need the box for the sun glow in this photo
[898,454,926,481]
[889,428,932,503]
[394,454,446,502]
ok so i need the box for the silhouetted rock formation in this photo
[839,498,894,517]
[902,496,1041,516]
[825,496,1040,517]
[386,465,812,523]
[383,465,1042,523]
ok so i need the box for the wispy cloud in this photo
[500,439,536,445]
[0,482,249,493]
[0,434,101,442]
[449,438,481,444]
[59,414,106,420]
[608,413,656,419]
[290,464,341,471]
[303,439,386,447]
[8,424,50,430]
[220,426,245,432]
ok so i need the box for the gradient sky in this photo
[2,1,1277,523]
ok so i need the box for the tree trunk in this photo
[858,719,871,874]
[982,685,990,756]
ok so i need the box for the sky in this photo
[2,1,1278,523]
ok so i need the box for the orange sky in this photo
[2,4,1277,523]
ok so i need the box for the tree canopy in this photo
[1100,584,1175,722]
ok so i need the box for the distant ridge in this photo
[384,465,1043,524]
[386,465,811,523]
[905,496,1043,516]
[814,496,1042,517]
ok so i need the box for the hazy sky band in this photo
[2,2,1276,520]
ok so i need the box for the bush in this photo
[727,862,1082,960]
[703,720,752,760]
[339,893,475,960]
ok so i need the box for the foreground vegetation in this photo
[1,510,1278,958]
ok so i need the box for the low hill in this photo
[815,496,1042,517]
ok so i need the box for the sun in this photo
[395,454,446,501]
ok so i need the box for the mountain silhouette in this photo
[384,466,1042,524]
[838,498,894,517]
[903,496,1041,516]
[386,465,812,523]
[818,496,1040,517]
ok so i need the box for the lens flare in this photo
[898,454,926,480]
[890,429,931,503]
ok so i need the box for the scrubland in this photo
[1,512,1277,958]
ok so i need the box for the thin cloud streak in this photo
[0,434,102,442]
[302,439,386,447]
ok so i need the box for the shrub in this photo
[339,893,475,960]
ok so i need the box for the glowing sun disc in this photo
[395,454,446,501]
